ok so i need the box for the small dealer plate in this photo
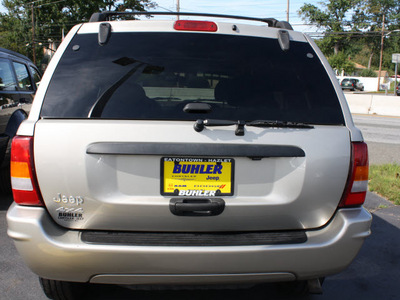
[161,157,234,196]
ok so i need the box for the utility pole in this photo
[377,14,385,92]
[287,0,290,22]
[31,3,36,65]
[176,0,180,19]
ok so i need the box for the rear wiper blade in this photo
[194,119,313,136]
[246,120,314,129]
[195,119,237,129]
[194,119,245,136]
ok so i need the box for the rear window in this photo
[41,32,344,125]
[0,59,17,91]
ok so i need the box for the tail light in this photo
[339,142,369,207]
[174,20,218,32]
[10,136,43,206]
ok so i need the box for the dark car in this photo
[396,83,400,96]
[341,78,364,91]
[0,47,41,192]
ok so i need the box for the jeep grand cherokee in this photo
[7,12,371,300]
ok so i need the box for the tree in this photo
[0,0,157,64]
[299,0,400,73]
[328,52,356,74]
[354,0,400,70]
[299,0,361,55]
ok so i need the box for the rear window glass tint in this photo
[13,62,33,91]
[0,59,17,91]
[41,32,344,125]
[29,66,41,87]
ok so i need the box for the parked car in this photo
[7,12,371,299]
[396,82,400,96]
[341,78,364,91]
[0,47,41,192]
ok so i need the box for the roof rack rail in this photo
[88,11,293,30]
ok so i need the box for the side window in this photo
[0,59,17,91]
[13,62,33,91]
[29,66,41,88]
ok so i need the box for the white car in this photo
[7,12,371,299]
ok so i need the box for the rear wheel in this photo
[277,277,324,296]
[39,277,88,300]
[0,165,11,194]
[277,280,309,296]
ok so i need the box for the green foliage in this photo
[328,52,356,74]
[369,164,400,205]
[358,68,378,77]
[0,0,157,65]
[300,0,400,72]
[299,0,361,54]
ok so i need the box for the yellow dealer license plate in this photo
[161,157,234,196]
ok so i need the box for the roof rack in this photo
[88,11,293,30]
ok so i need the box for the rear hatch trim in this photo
[86,142,305,159]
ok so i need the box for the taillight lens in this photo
[174,20,218,32]
[11,136,43,206]
[339,142,369,207]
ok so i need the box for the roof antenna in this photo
[98,23,112,46]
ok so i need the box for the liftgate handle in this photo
[169,198,225,216]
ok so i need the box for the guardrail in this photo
[345,93,400,117]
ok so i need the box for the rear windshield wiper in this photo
[194,119,314,136]
[246,120,314,129]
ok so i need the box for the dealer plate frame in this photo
[161,157,235,196]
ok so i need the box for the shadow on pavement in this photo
[313,196,400,300]
[83,282,312,300]
[0,192,13,211]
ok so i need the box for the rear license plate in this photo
[161,157,234,196]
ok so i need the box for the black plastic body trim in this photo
[81,230,307,246]
[87,142,305,159]
[170,198,225,216]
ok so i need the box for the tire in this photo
[0,137,11,194]
[39,277,88,300]
[277,277,325,296]
[0,165,11,194]
[277,280,309,296]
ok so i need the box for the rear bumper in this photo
[7,203,372,285]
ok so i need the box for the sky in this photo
[146,0,321,32]
[0,0,322,32]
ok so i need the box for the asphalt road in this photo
[1,114,399,299]
[353,114,400,165]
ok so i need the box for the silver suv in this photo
[7,12,371,299]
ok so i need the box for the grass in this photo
[369,164,400,205]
